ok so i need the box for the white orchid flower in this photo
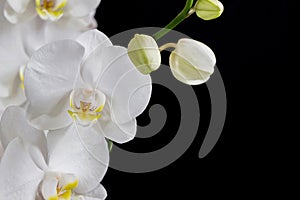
[3,0,100,24]
[0,0,97,114]
[0,106,109,199]
[2,0,99,48]
[24,29,152,143]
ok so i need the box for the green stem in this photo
[107,140,113,152]
[152,0,194,40]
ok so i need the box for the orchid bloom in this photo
[0,0,98,114]
[3,0,100,24]
[0,106,109,199]
[24,30,152,143]
[2,0,99,46]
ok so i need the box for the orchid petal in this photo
[7,0,31,13]
[45,15,96,44]
[59,173,78,190]
[0,138,44,199]
[81,184,107,200]
[4,0,36,24]
[98,102,137,144]
[24,40,85,130]
[80,44,120,88]
[76,29,112,60]
[41,176,59,200]
[0,141,3,160]
[0,6,28,109]
[81,45,152,124]
[20,17,46,56]
[47,123,109,193]
[65,0,101,18]
[0,106,47,159]
[109,66,152,124]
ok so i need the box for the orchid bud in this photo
[169,38,216,85]
[128,34,161,74]
[195,0,224,20]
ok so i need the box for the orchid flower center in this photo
[19,65,26,90]
[39,172,79,200]
[68,88,106,126]
[35,0,67,21]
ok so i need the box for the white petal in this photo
[59,173,78,190]
[24,40,85,130]
[0,112,2,159]
[19,17,46,56]
[0,140,3,160]
[79,184,107,200]
[0,78,26,111]
[4,1,36,24]
[76,29,112,60]
[41,176,59,200]
[109,67,152,124]
[65,0,101,18]
[0,138,44,199]
[28,145,48,171]
[80,44,119,88]
[7,0,31,13]
[0,106,47,158]
[0,58,22,99]
[82,45,152,124]
[25,95,73,130]
[0,8,28,109]
[169,38,216,85]
[45,15,96,43]
[47,123,109,193]
[98,102,137,144]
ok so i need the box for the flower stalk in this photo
[152,0,194,40]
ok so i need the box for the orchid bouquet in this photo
[0,0,223,199]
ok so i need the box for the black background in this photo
[95,0,289,198]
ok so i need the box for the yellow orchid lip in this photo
[42,172,79,200]
[19,65,26,89]
[68,88,106,126]
[35,0,67,21]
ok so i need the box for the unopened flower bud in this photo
[169,38,215,85]
[128,34,161,75]
[195,0,224,20]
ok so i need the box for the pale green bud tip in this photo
[127,34,161,75]
[169,38,216,85]
[195,0,224,20]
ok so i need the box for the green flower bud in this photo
[195,0,224,20]
[127,34,161,75]
[169,38,215,85]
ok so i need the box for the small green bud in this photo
[127,34,161,75]
[195,0,224,20]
